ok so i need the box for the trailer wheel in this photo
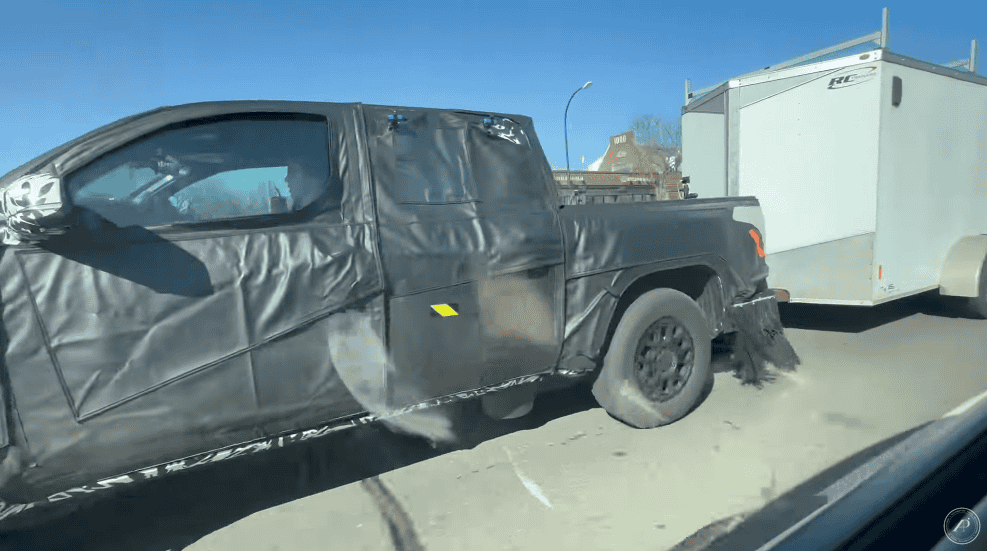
[966,257,987,319]
[592,289,712,428]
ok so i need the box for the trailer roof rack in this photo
[685,7,979,105]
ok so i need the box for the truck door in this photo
[462,113,566,387]
[5,110,376,481]
[365,107,564,407]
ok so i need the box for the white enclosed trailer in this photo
[681,8,987,315]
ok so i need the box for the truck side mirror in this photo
[1,173,77,245]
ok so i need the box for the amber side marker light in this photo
[749,229,765,258]
[773,289,791,302]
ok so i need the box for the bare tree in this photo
[630,114,663,146]
[628,114,684,200]
[661,120,682,148]
[630,113,682,148]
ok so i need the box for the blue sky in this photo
[2,0,984,175]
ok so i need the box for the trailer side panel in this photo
[737,62,881,256]
[873,60,987,302]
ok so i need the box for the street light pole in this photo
[565,81,593,174]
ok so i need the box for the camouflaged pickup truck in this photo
[0,101,799,528]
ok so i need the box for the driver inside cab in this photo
[284,160,324,211]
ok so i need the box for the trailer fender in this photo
[939,235,987,298]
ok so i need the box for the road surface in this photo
[4,292,986,551]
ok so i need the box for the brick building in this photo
[595,131,681,176]
[552,131,684,199]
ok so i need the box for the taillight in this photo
[748,229,765,258]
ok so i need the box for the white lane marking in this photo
[503,446,553,509]
[944,388,987,418]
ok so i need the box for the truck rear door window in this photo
[389,123,477,205]
[467,117,545,204]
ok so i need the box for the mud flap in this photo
[726,291,800,388]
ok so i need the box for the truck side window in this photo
[387,121,477,204]
[66,114,334,228]
[467,117,544,203]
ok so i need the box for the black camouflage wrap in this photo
[1,173,74,245]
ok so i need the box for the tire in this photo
[966,257,987,320]
[592,288,712,428]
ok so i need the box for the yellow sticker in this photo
[431,304,459,317]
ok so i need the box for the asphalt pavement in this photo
[4,291,986,551]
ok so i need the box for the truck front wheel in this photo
[592,289,713,428]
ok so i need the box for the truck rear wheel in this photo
[592,289,712,428]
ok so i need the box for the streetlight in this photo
[565,81,593,173]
